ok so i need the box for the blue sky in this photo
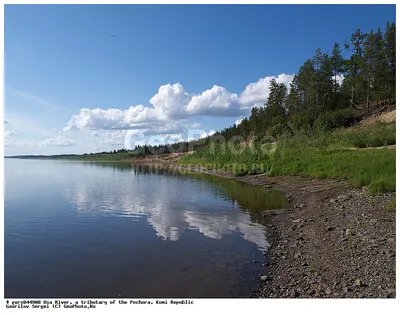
[4,4,396,155]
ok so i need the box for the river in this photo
[4,159,288,298]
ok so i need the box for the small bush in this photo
[249,165,263,175]
[339,122,396,148]
[292,113,313,134]
[368,179,396,193]
[232,164,248,176]
[315,109,355,133]
[269,123,289,138]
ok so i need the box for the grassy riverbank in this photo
[269,147,395,193]
[179,121,396,194]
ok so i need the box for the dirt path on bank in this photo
[126,152,194,164]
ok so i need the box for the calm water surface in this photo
[4,159,288,298]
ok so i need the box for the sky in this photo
[3,4,396,155]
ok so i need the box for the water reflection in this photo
[5,159,290,298]
[63,162,288,251]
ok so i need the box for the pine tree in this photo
[297,59,315,115]
[266,79,288,120]
[286,75,301,115]
[312,48,333,113]
[344,29,366,109]
[384,22,396,105]
[373,27,386,106]
[362,30,376,112]
[331,42,345,108]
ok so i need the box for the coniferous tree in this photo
[344,28,366,109]
[312,48,333,113]
[373,27,386,106]
[266,79,288,120]
[331,42,345,108]
[363,30,377,112]
[384,22,396,105]
[286,75,301,115]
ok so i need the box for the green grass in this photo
[180,122,396,194]
[269,147,395,193]
[179,144,272,176]
[385,198,396,211]
[277,122,396,150]
[334,122,396,148]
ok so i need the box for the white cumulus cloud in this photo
[64,106,158,131]
[239,73,294,108]
[64,73,295,136]
[149,83,191,120]
[39,137,77,147]
[98,130,128,146]
[186,85,240,116]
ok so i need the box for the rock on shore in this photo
[253,176,396,298]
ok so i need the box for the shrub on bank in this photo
[314,109,355,133]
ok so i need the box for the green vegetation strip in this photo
[270,147,395,193]
[180,122,396,194]
[181,146,395,194]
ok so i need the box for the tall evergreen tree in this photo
[286,75,301,115]
[384,22,396,105]
[362,30,377,112]
[297,59,315,116]
[312,48,333,113]
[331,42,345,108]
[373,27,386,106]
[266,79,288,120]
[344,28,366,109]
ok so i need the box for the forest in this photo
[211,21,395,142]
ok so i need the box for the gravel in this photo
[252,176,396,298]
